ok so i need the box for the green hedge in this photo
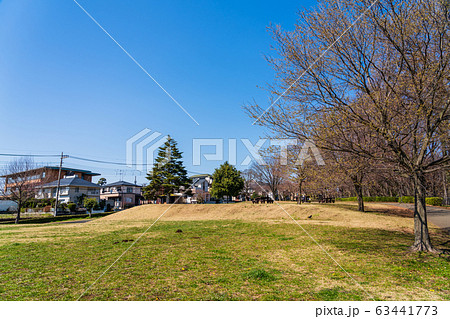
[336,197,357,201]
[337,196,398,202]
[399,196,414,203]
[368,196,398,202]
[425,197,443,206]
[338,196,444,206]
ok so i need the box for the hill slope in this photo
[100,202,418,233]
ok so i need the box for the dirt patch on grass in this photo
[377,287,446,301]
[375,207,414,218]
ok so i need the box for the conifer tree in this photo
[143,136,189,203]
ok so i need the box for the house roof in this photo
[103,181,141,187]
[41,176,100,188]
[190,174,212,179]
[1,166,100,178]
[44,166,100,176]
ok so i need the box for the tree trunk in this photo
[15,203,21,224]
[443,170,448,206]
[297,181,302,205]
[351,176,364,212]
[411,171,437,252]
[166,194,170,204]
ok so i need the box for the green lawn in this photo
[0,216,448,300]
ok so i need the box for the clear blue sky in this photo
[0,0,316,184]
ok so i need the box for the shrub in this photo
[83,198,98,212]
[363,196,398,202]
[425,197,443,206]
[399,196,414,203]
[336,196,398,202]
[196,193,204,204]
[336,197,357,201]
[67,203,77,213]
[376,196,398,202]
[251,193,259,200]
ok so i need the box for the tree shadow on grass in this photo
[333,203,413,218]
[307,225,449,254]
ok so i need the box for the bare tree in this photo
[250,158,285,200]
[241,169,257,200]
[0,158,39,224]
[246,0,450,251]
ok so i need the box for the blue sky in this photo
[0,0,316,184]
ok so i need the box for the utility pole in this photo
[54,152,68,216]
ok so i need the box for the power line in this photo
[0,153,168,166]
[0,152,209,176]
[69,155,134,166]
[60,156,208,175]
[0,153,61,158]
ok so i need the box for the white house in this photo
[188,174,213,203]
[38,176,101,204]
[100,181,143,210]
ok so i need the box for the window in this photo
[75,187,79,193]
[127,187,132,193]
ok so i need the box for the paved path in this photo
[386,203,450,234]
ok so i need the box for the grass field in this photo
[0,202,448,301]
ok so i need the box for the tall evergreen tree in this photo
[210,162,244,203]
[143,136,189,203]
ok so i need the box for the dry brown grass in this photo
[101,202,418,232]
[1,202,440,246]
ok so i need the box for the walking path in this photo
[386,203,450,234]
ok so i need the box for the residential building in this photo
[2,166,100,193]
[38,176,101,204]
[100,181,143,210]
[189,174,213,203]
